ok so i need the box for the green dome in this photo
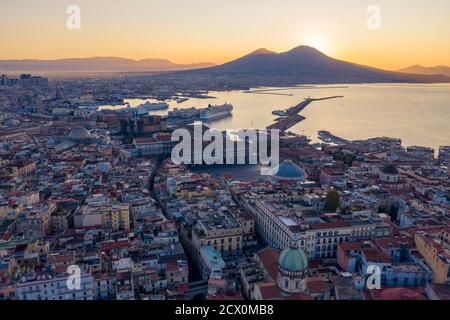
[279,247,308,273]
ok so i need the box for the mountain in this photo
[398,65,450,77]
[0,57,215,73]
[246,48,277,56]
[185,46,449,84]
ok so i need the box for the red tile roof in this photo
[338,241,363,252]
[284,293,313,300]
[369,287,428,300]
[258,247,280,281]
[307,277,327,294]
[257,282,281,300]
[362,248,390,263]
[310,220,351,230]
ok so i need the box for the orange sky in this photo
[1,0,449,70]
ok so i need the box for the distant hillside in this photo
[184,46,450,84]
[0,57,215,73]
[398,65,450,77]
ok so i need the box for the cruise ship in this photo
[135,101,169,115]
[168,107,200,119]
[199,103,233,121]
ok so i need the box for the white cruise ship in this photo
[199,103,233,121]
[135,101,169,115]
[168,107,200,119]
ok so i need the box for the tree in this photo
[389,203,399,222]
[341,206,352,215]
[343,153,355,166]
[399,244,410,262]
[324,189,340,213]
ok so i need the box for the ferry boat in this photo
[174,97,189,103]
[135,101,169,115]
[272,110,287,116]
[199,103,233,121]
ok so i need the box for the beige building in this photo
[12,161,37,177]
[100,203,130,231]
[75,203,130,231]
[0,203,23,220]
[191,217,244,257]
[415,231,450,284]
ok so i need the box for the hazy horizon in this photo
[0,45,447,71]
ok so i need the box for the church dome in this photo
[382,164,399,175]
[279,246,308,273]
[269,160,307,181]
[69,127,92,140]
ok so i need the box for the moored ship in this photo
[199,103,233,121]
[168,107,200,119]
[135,101,169,115]
[272,109,287,116]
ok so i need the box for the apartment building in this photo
[74,202,130,231]
[16,272,94,300]
[415,231,450,284]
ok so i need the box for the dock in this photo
[267,95,343,132]
[267,115,305,131]
[318,130,350,145]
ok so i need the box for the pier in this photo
[318,130,350,145]
[267,115,305,131]
[267,95,343,132]
[243,87,299,96]
[244,86,349,96]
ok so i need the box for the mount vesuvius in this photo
[179,46,450,85]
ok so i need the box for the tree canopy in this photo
[324,189,340,213]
